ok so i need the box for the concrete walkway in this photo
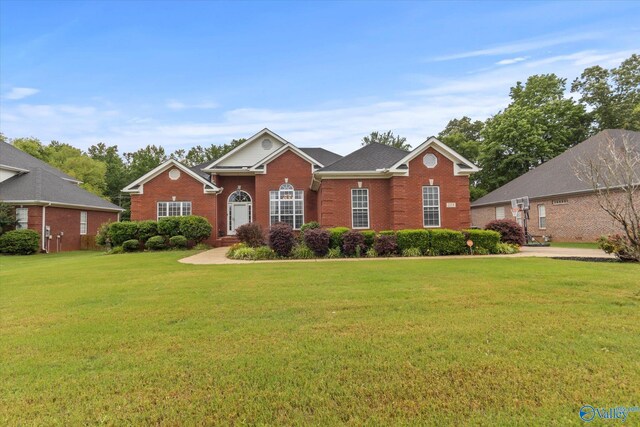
[179,245,614,265]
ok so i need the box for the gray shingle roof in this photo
[318,143,408,172]
[189,161,211,179]
[471,129,640,207]
[0,142,123,211]
[298,148,343,167]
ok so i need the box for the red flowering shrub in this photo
[485,219,525,246]
[303,228,330,256]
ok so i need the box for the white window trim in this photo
[422,186,441,228]
[538,204,547,229]
[80,211,88,235]
[157,201,192,219]
[351,188,370,229]
[269,183,304,229]
[16,207,28,229]
[227,191,253,235]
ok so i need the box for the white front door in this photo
[229,203,250,235]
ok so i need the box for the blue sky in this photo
[1,1,638,155]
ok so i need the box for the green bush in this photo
[95,221,112,246]
[366,247,377,258]
[430,229,465,255]
[122,239,140,252]
[194,243,210,251]
[300,221,321,236]
[325,247,342,259]
[463,229,501,253]
[254,246,276,260]
[495,242,519,254]
[108,246,124,254]
[136,220,158,243]
[291,244,314,259]
[402,247,422,257]
[169,235,188,249]
[0,229,40,255]
[396,229,429,254]
[226,242,247,258]
[232,247,256,260]
[145,235,166,251]
[361,230,376,249]
[108,222,138,246]
[378,230,396,236]
[157,217,182,237]
[328,227,350,249]
[178,216,212,243]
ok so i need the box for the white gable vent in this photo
[261,138,272,150]
[423,153,438,168]
[168,169,181,180]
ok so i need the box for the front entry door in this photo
[229,203,250,235]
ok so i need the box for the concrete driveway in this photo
[179,245,614,265]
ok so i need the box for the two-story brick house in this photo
[123,128,480,245]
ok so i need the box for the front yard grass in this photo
[550,241,599,249]
[1,251,639,425]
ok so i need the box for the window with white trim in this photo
[351,189,369,229]
[157,201,192,218]
[495,206,505,220]
[422,186,440,227]
[16,208,28,229]
[80,211,88,235]
[538,204,546,229]
[269,183,304,229]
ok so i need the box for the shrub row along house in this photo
[471,129,640,242]
[0,142,122,252]
[123,128,480,246]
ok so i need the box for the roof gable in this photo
[204,128,288,169]
[122,159,221,193]
[389,137,480,175]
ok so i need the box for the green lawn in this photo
[1,252,639,425]
[550,241,599,249]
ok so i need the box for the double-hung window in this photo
[157,201,192,219]
[270,183,304,229]
[495,206,505,220]
[80,211,88,235]
[422,186,440,228]
[538,204,546,229]
[351,189,369,229]
[16,208,28,229]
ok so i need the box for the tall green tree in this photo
[478,74,590,193]
[361,131,411,150]
[437,116,484,163]
[571,54,640,131]
[88,143,128,204]
[179,138,247,167]
[123,145,168,181]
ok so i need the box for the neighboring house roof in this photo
[318,143,409,172]
[0,141,80,183]
[298,148,343,167]
[471,129,640,207]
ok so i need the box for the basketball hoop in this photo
[511,207,519,217]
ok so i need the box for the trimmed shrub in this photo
[169,235,188,249]
[328,227,350,249]
[95,221,112,246]
[109,246,124,254]
[108,221,138,246]
[269,222,296,257]
[598,235,639,262]
[378,230,396,236]
[402,247,422,257]
[300,221,321,236]
[430,229,466,255]
[145,235,166,251]
[342,230,366,257]
[226,242,247,258]
[122,239,140,252]
[232,247,256,260]
[157,217,182,237]
[495,242,519,254]
[254,246,277,260]
[236,222,265,247]
[374,234,398,257]
[485,219,525,246]
[0,229,39,255]
[194,243,210,251]
[463,229,501,253]
[291,244,314,259]
[396,229,429,254]
[361,230,376,249]
[179,216,212,243]
[325,247,342,259]
[303,228,330,256]
[136,220,158,243]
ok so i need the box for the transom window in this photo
[80,211,88,235]
[157,201,192,218]
[228,190,251,203]
[270,183,304,229]
[16,208,28,229]
[422,186,440,228]
[351,189,370,229]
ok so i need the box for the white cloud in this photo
[166,100,219,110]
[3,87,39,100]
[496,57,528,66]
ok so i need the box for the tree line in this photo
[1,54,638,216]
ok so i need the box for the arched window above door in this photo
[228,190,251,203]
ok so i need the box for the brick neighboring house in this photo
[123,128,480,245]
[471,129,640,242]
[0,142,123,252]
